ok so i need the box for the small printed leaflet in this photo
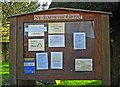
[51,52,63,69]
[24,58,35,74]
[28,39,44,51]
[48,22,65,34]
[75,58,93,71]
[48,35,65,47]
[28,32,44,36]
[36,52,48,70]
[73,32,86,49]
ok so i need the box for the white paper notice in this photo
[48,35,65,47]
[36,53,48,70]
[75,59,93,71]
[28,25,47,32]
[48,22,65,34]
[73,32,86,49]
[28,32,44,36]
[28,39,44,51]
[51,52,63,69]
[29,25,44,28]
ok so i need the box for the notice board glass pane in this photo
[23,21,95,79]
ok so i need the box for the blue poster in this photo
[73,32,86,49]
[51,52,63,69]
[24,58,35,74]
[36,52,48,70]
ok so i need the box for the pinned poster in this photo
[28,39,44,51]
[48,22,65,34]
[51,52,63,69]
[24,24,47,32]
[24,58,35,74]
[28,25,47,32]
[28,32,44,36]
[73,32,86,49]
[48,35,65,47]
[75,59,93,71]
[36,53,48,70]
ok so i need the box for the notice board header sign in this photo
[34,14,82,21]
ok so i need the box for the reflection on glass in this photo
[66,21,94,38]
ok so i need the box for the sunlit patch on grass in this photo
[59,80,102,85]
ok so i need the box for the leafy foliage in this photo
[2,2,38,27]
[1,27,9,42]
[1,2,38,42]
[50,2,118,12]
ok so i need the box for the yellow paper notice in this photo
[48,22,65,34]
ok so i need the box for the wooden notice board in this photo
[8,8,111,83]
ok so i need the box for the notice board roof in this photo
[8,7,112,18]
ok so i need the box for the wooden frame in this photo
[8,8,111,85]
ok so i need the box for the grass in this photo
[0,61,102,86]
[58,80,101,85]
[0,61,9,82]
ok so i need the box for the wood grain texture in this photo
[9,17,17,84]
[101,15,111,85]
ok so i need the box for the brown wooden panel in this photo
[17,16,24,79]
[101,15,111,85]
[93,14,102,79]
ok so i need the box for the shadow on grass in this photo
[1,74,9,86]
[2,74,9,80]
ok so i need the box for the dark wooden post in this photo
[9,17,17,85]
